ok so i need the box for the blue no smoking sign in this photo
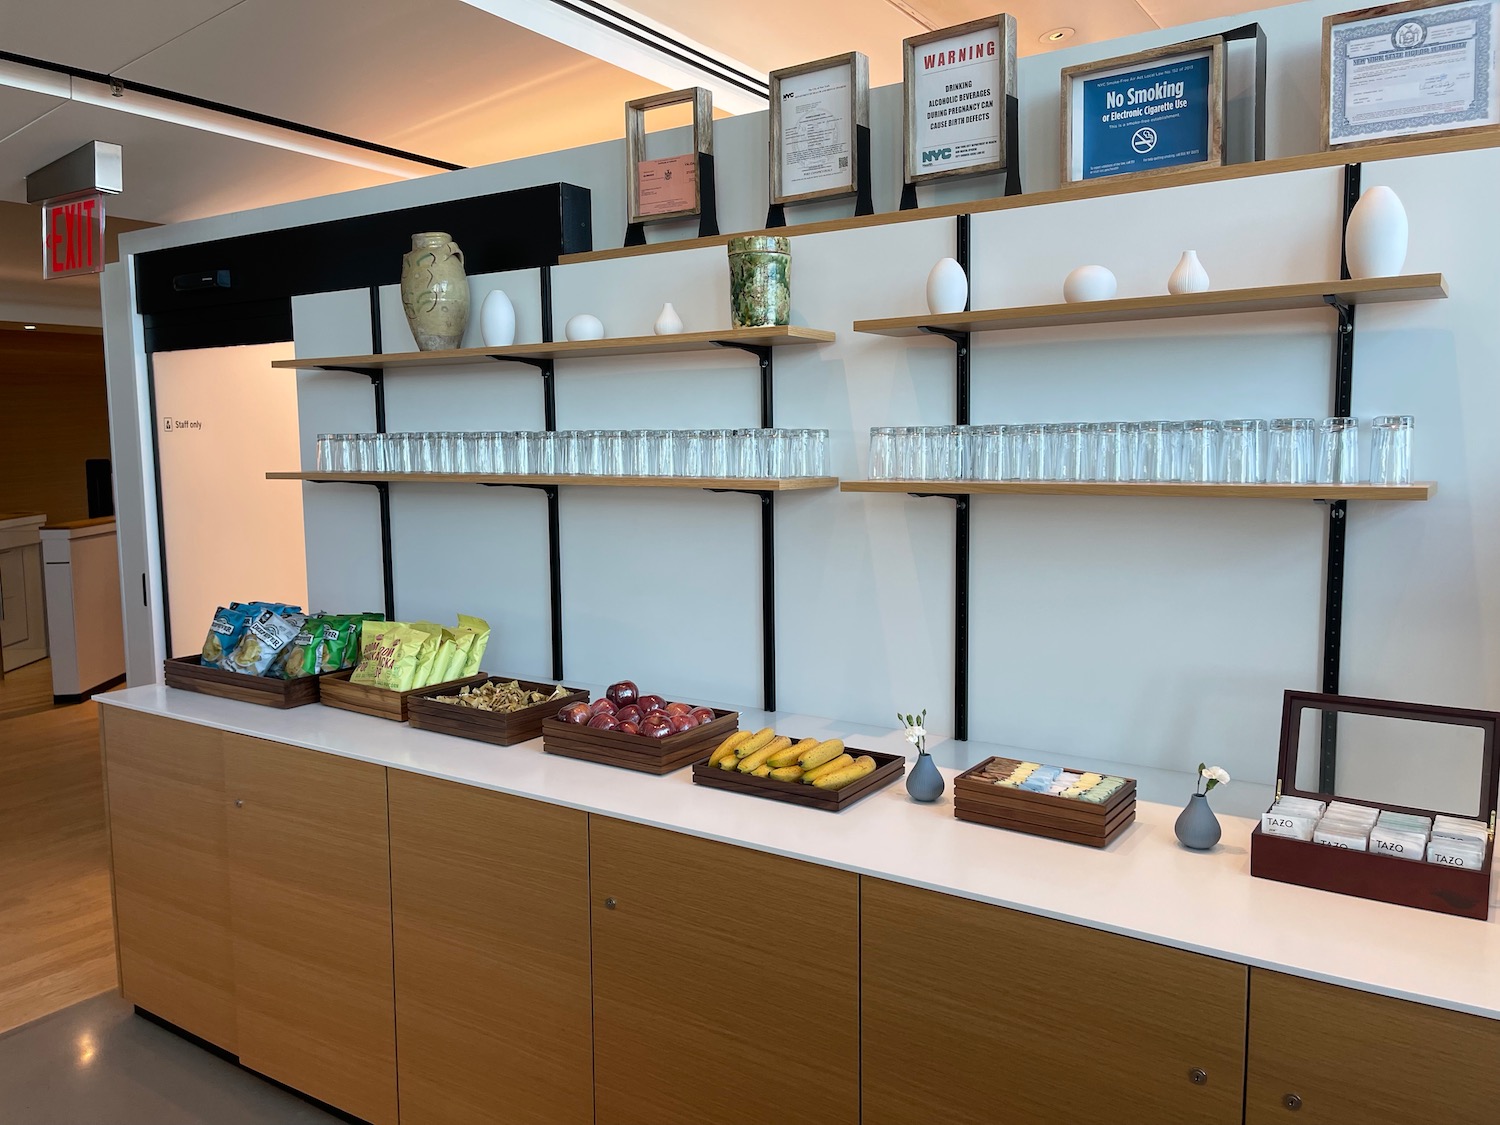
[1080,54,1212,180]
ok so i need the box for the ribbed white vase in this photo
[1344,186,1409,279]
[654,302,684,335]
[1167,250,1210,295]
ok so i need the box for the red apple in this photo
[617,721,640,735]
[638,694,666,715]
[615,705,642,726]
[606,680,639,707]
[559,702,591,724]
[688,707,715,725]
[587,712,620,730]
[669,713,697,733]
[590,698,618,717]
[664,701,693,717]
[640,712,674,738]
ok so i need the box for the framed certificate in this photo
[1323,0,1500,149]
[769,52,869,205]
[903,14,1018,185]
[626,87,713,226]
[1061,37,1226,184]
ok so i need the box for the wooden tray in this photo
[163,655,323,709]
[318,669,489,722]
[691,743,904,811]
[541,708,739,775]
[407,677,590,746]
[953,756,1138,848]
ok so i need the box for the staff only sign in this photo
[1062,37,1226,184]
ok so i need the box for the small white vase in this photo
[1063,265,1117,304]
[653,302,684,335]
[1344,186,1408,279]
[1167,250,1210,295]
[479,289,516,347]
[565,313,604,341]
[925,257,968,315]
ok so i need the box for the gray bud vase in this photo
[906,751,945,803]
[1174,792,1222,850]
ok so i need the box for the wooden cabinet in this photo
[1247,968,1500,1124]
[101,708,236,1051]
[861,877,1247,1125]
[588,816,860,1125]
[388,771,593,1125]
[223,734,397,1125]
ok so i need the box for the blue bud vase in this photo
[1174,792,1222,850]
[906,751,945,803]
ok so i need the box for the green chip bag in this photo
[458,614,491,676]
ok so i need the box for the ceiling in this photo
[0,0,1300,323]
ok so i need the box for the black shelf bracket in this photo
[706,488,777,712]
[479,481,565,680]
[710,341,775,429]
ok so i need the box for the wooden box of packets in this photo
[954,756,1137,847]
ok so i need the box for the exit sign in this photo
[42,193,105,279]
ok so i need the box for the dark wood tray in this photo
[319,669,489,722]
[407,677,590,746]
[691,742,904,811]
[541,708,739,775]
[163,654,323,709]
[952,756,1138,847]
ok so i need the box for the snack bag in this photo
[201,605,252,668]
[351,621,431,691]
[407,622,450,689]
[436,626,477,683]
[458,614,491,676]
[273,614,326,679]
[222,608,307,676]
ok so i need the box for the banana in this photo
[719,752,741,770]
[738,736,791,773]
[801,753,853,784]
[768,765,804,782]
[767,738,816,769]
[709,730,752,766]
[735,728,777,758]
[813,755,877,790]
[751,764,772,777]
[797,739,845,771]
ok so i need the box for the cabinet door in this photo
[223,735,397,1125]
[862,877,1246,1125]
[590,816,859,1125]
[1247,968,1500,1124]
[102,709,236,1050]
[388,771,593,1125]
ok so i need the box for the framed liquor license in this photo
[902,14,1018,186]
[1061,37,1226,184]
[769,52,869,206]
[1323,0,1500,150]
[626,87,714,228]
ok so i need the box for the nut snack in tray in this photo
[707,729,877,789]
[437,679,573,712]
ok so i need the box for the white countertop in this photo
[99,684,1500,1021]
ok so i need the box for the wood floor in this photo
[0,660,119,1033]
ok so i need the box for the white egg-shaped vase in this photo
[1167,250,1210,295]
[1344,186,1409,279]
[654,302,684,335]
[925,257,968,315]
[1063,265,1117,304]
[565,313,605,341]
[479,289,516,347]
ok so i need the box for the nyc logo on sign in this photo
[922,147,952,165]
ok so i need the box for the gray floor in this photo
[0,993,344,1125]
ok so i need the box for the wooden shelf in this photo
[267,472,838,491]
[840,480,1435,501]
[270,326,836,372]
[854,275,1448,338]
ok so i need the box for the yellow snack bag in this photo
[409,622,450,689]
[436,627,475,684]
[351,622,431,691]
[458,614,491,676]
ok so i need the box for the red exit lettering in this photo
[43,195,103,278]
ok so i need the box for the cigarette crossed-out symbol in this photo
[1132,127,1158,154]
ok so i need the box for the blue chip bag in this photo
[222,608,307,676]
[201,606,252,668]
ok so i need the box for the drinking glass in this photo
[870,427,898,480]
[1045,423,1085,482]
[641,430,670,476]
[1134,421,1176,482]
[1267,418,1315,483]
[314,434,335,472]
[706,429,734,477]
[356,433,385,473]
[1369,415,1414,485]
[924,426,959,480]
[804,429,829,477]
[1012,423,1045,481]
[1180,420,1222,483]
[598,429,627,475]
[1091,422,1132,483]
[527,431,551,474]
[674,429,705,477]
[975,425,1005,481]
[1317,417,1360,484]
[555,430,580,475]
[463,432,491,474]
[1220,419,1265,484]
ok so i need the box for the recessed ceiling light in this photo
[23,324,37,330]
[1041,27,1075,43]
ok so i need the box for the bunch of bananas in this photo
[707,729,877,790]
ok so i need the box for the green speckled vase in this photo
[401,232,469,351]
[727,235,790,328]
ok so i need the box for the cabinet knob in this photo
[1188,1068,1207,1086]
[1283,1093,1302,1111]
[604,897,617,910]
[234,799,244,808]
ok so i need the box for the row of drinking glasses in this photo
[314,429,830,479]
[868,416,1414,485]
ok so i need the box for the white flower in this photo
[904,725,926,744]
[1203,766,1231,786]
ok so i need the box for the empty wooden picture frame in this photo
[903,14,1018,185]
[769,52,870,205]
[626,87,713,225]
[1060,36,1226,184]
[1322,0,1500,150]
